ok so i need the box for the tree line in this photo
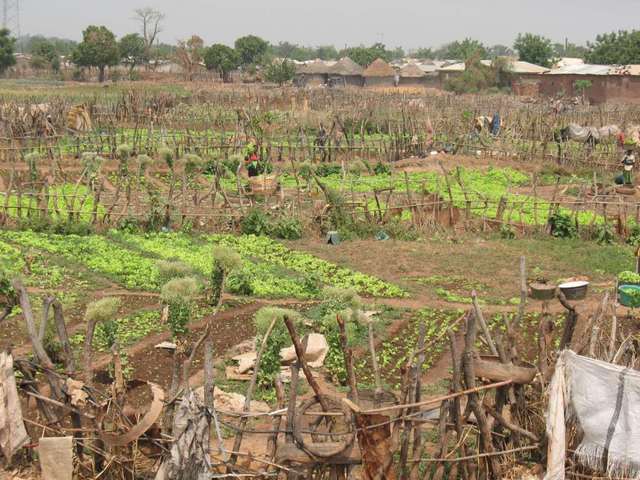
[0,5,639,81]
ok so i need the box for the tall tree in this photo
[438,38,487,61]
[119,33,147,74]
[175,35,204,81]
[71,25,120,82]
[340,43,391,66]
[264,59,295,85]
[586,30,640,65]
[514,33,554,67]
[204,44,240,82]
[234,35,268,65]
[0,29,16,74]
[413,47,434,59]
[553,41,587,59]
[133,7,165,61]
[30,37,59,71]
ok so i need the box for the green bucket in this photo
[619,284,640,308]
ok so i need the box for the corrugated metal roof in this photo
[546,64,611,75]
[437,59,548,74]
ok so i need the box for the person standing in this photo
[622,144,636,185]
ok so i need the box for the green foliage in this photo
[234,35,268,65]
[445,56,508,94]
[157,260,194,284]
[85,297,121,324]
[72,25,120,81]
[254,307,302,388]
[161,276,199,336]
[618,271,640,284]
[30,37,58,71]
[211,246,241,305]
[315,163,342,177]
[119,33,147,72]
[574,79,592,94]
[160,276,199,304]
[627,225,640,246]
[204,44,240,81]
[269,42,338,61]
[549,211,577,239]
[373,161,391,176]
[241,209,271,236]
[340,43,391,67]
[270,217,303,240]
[586,30,640,65]
[514,33,555,67]
[264,59,296,85]
[0,28,15,74]
[594,223,615,245]
[159,147,174,170]
[554,42,588,59]
[500,224,516,240]
[413,47,434,59]
[440,38,487,61]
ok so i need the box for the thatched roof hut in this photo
[363,58,396,87]
[294,60,333,86]
[399,63,427,86]
[328,57,364,86]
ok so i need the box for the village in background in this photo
[2,7,640,104]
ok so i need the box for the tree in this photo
[175,35,204,81]
[234,35,268,65]
[119,33,146,74]
[0,29,16,74]
[514,33,554,67]
[586,30,640,65]
[437,38,487,61]
[30,37,58,71]
[554,41,587,59]
[413,47,434,59]
[340,43,391,67]
[264,59,295,85]
[72,25,120,82]
[487,44,514,58]
[204,44,240,82]
[314,45,338,60]
[133,7,164,61]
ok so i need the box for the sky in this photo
[18,0,640,50]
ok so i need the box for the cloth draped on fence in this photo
[545,350,640,480]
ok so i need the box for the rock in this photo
[227,338,256,357]
[233,351,258,374]
[194,386,269,414]
[280,333,328,368]
[154,341,176,350]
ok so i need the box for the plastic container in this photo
[619,284,640,308]
[529,282,556,300]
[558,280,589,300]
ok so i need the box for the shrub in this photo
[226,269,254,296]
[315,163,342,177]
[85,297,121,324]
[373,161,391,175]
[548,211,577,239]
[241,209,271,236]
[254,307,303,388]
[161,276,199,336]
[627,224,640,246]
[271,217,303,240]
[159,147,174,170]
[157,260,194,284]
[500,224,516,240]
[211,246,242,305]
[594,223,614,245]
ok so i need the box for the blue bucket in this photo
[619,284,640,308]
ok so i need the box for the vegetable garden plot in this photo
[0,230,406,299]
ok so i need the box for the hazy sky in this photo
[20,0,640,50]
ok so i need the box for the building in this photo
[363,58,396,87]
[539,64,640,104]
[327,57,364,87]
[398,63,427,86]
[294,60,334,87]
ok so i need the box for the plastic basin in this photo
[619,284,640,308]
